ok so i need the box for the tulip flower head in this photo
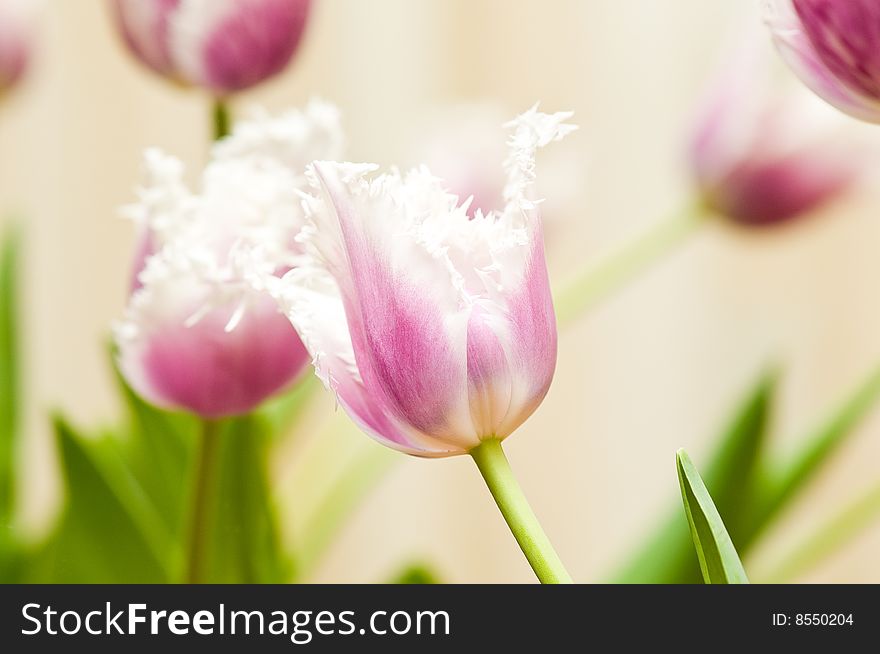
[765,0,880,123]
[115,101,343,418]
[0,0,39,97]
[272,107,575,457]
[111,0,312,95]
[689,34,860,226]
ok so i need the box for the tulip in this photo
[689,35,860,227]
[115,101,342,419]
[272,107,575,583]
[765,0,880,123]
[110,0,312,95]
[554,28,866,326]
[0,0,39,97]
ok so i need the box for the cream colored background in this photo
[2,0,880,582]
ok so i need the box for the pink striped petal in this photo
[112,0,181,79]
[121,289,308,418]
[198,0,311,95]
[310,163,472,447]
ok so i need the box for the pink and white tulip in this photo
[0,0,39,96]
[272,107,575,457]
[115,101,343,418]
[689,34,860,226]
[765,0,880,123]
[111,0,312,95]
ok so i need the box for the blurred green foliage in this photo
[0,227,20,581]
[390,562,442,584]
[613,370,772,583]
[613,365,880,583]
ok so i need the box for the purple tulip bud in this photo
[111,0,312,95]
[765,0,880,122]
[689,35,860,226]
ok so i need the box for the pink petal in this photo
[311,163,469,442]
[200,0,311,94]
[112,0,182,79]
[127,294,308,418]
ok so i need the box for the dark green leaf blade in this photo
[41,416,171,583]
[108,343,197,540]
[749,364,880,541]
[611,370,773,582]
[677,449,749,584]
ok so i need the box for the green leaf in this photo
[0,227,19,530]
[389,562,442,584]
[676,449,749,584]
[611,370,773,583]
[759,481,880,583]
[749,364,880,541]
[39,416,172,583]
[196,414,290,583]
[108,343,197,540]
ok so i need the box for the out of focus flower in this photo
[0,0,40,97]
[412,103,584,232]
[765,0,880,123]
[115,101,343,418]
[111,0,312,95]
[272,107,575,457]
[689,35,861,227]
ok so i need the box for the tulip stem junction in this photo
[470,438,573,584]
[553,199,709,325]
[213,99,231,140]
[185,419,221,584]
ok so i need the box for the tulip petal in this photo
[308,163,475,448]
[497,233,557,437]
[170,0,311,95]
[273,266,464,456]
[118,268,308,418]
[113,0,181,78]
[765,0,880,122]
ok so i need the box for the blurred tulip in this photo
[115,101,343,418]
[413,105,509,218]
[412,103,584,232]
[272,107,575,457]
[111,0,312,95]
[765,0,880,123]
[0,0,40,97]
[689,34,861,227]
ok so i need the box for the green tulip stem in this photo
[470,438,572,584]
[553,199,710,325]
[185,419,221,584]
[213,99,231,140]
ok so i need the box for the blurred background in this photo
[2,0,880,583]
